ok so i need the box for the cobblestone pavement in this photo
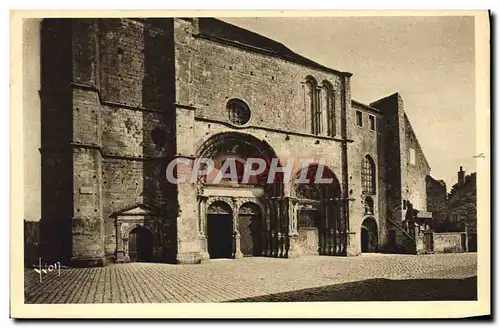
[25,253,477,303]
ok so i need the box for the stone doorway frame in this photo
[110,203,161,263]
[360,216,379,253]
[199,195,266,260]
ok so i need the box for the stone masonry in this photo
[39,18,434,266]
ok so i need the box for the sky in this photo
[220,16,476,190]
[23,16,476,220]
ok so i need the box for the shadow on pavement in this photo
[229,276,477,302]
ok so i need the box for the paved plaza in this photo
[25,253,477,303]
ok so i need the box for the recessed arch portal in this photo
[197,132,278,160]
[196,132,282,189]
[127,225,153,262]
[292,164,343,255]
[361,217,378,253]
[292,164,341,199]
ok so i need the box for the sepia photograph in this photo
[11,10,490,318]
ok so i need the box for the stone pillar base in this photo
[115,250,128,263]
[176,251,203,264]
[287,235,302,258]
[200,251,210,262]
[346,246,360,256]
[233,233,243,259]
[198,236,210,262]
[346,232,360,256]
[71,256,107,267]
[287,248,302,259]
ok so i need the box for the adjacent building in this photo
[447,167,477,251]
[39,18,434,266]
[426,175,447,231]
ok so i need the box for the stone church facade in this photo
[39,18,432,266]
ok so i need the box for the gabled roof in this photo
[426,175,447,189]
[110,203,162,217]
[369,92,401,108]
[351,99,382,114]
[370,92,431,172]
[197,18,352,77]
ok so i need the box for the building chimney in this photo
[458,166,465,185]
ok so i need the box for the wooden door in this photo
[128,230,138,262]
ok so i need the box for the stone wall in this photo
[39,17,434,265]
[24,220,40,267]
[426,176,447,229]
[370,94,403,224]
[433,232,466,253]
[349,102,386,250]
[194,122,344,175]
[190,37,343,137]
[370,93,430,219]
[188,24,365,255]
[39,18,179,265]
[402,113,430,211]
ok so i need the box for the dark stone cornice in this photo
[351,99,382,115]
[195,116,354,143]
[70,82,170,114]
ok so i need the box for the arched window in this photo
[320,86,328,136]
[362,155,376,195]
[227,98,251,125]
[322,81,335,137]
[305,76,320,135]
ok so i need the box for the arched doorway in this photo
[207,201,234,259]
[238,202,263,256]
[197,132,285,258]
[293,164,342,256]
[295,183,322,255]
[128,226,153,262]
[361,217,378,253]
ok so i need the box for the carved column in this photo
[123,225,130,263]
[337,199,345,255]
[262,199,271,257]
[343,198,350,255]
[287,199,302,258]
[270,198,279,257]
[277,197,285,258]
[198,196,209,261]
[233,199,243,259]
[261,199,269,257]
[324,200,331,255]
[115,219,126,263]
[278,197,285,258]
[329,199,336,255]
[318,202,326,255]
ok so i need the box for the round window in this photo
[226,99,251,125]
